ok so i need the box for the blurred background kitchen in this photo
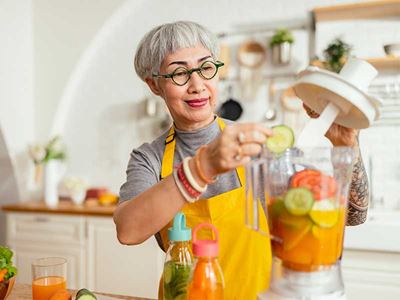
[0,0,399,299]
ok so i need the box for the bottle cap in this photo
[168,212,191,242]
[192,223,219,257]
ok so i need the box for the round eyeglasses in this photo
[152,60,224,86]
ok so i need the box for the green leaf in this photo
[0,247,12,263]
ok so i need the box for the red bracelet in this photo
[177,163,201,199]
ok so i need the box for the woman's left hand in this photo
[303,104,358,146]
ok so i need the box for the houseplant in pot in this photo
[270,28,294,65]
[323,38,352,73]
[0,247,17,300]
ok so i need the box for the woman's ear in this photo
[145,78,162,96]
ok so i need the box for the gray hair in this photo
[134,21,219,81]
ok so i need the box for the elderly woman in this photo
[114,21,369,299]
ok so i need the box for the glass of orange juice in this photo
[32,257,67,300]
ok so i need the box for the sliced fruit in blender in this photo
[280,211,312,230]
[291,169,337,200]
[265,125,294,154]
[270,197,285,218]
[283,220,312,251]
[284,187,314,216]
[309,200,339,228]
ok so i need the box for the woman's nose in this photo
[187,71,205,93]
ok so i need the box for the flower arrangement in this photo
[28,136,66,183]
[28,136,66,164]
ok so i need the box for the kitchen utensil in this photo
[246,147,355,300]
[237,40,266,68]
[264,79,277,121]
[293,57,382,148]
[217,85,243,121]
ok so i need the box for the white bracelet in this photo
[182,157,207,193]
[172,168,197,203]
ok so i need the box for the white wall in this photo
[33,0,125,141]
[0,0,34,201]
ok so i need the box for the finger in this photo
[239,143,263,157]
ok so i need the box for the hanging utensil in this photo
[264,79,277,121]
[217,85,243,121]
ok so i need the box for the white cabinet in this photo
[86,217,163,299]
[5,212,164,299]
[342,249,400,300]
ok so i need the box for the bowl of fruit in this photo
[0,247,17,300]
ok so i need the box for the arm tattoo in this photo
[346,152,369,226]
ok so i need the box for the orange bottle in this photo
[187,223,224,300]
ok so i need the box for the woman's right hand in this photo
[199,123,272,179]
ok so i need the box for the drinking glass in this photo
[32,257,67,300]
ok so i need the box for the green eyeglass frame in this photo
[152,60,224,86]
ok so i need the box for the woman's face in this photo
[152,45,219,131]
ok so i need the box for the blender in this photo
[245,58,382,299]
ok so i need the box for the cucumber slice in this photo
[284,188,314,216]
[309,200,339,228]
[76,288,97,300]
[266,125,295,154]
[163,262,174,284]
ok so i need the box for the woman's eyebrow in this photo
[168,55,212,67]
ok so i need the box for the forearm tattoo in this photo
[346,152,369,226]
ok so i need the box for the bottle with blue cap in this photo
[163,212,193,300]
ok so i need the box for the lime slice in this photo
[284,187,314,216]
[270,197,285,218]
[266,125,295,154]
[309,200,339,228]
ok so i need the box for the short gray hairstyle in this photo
[134,21,219,81]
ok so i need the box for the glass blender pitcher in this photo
[245,146,355,300]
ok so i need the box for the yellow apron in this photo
[158,118,271,300]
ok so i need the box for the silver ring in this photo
[238,131,246,144]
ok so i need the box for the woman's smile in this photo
[185,97,209,108]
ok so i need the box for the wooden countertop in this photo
[7,283,155,300]
[1,200,116,217]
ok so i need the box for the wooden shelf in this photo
[311,57,400,70]
[313,0,400,22]
[367,56,400,69]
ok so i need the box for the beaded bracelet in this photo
[182,157,207,193]
[173,167,197,203]
[177,163,201,199]
[195,145,217,184]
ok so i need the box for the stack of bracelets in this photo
[173,145,216,203]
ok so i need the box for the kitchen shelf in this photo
[313,0,400,22]
[311,57,400,70]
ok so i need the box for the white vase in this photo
[44,160,64,208]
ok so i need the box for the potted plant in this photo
[323,38,352,73]
[0,247,17,300]
[270,28,295,65]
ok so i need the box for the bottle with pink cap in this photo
[187,223,224,300]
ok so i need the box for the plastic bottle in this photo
[163,212,193,300]
[187,223,224,300]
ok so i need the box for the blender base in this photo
[258,260,347,300]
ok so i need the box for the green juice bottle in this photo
[163,212,193,300]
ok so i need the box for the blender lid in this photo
[293,63,382,129]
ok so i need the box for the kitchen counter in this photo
[1,200,115,216]
[7,283,155,300]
